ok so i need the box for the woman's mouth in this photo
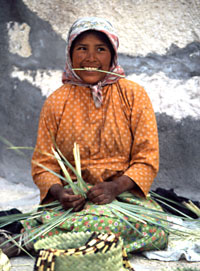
[83,67,99,71]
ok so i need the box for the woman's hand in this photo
[58,188,86,211]
[87,175,135,205]
[87,182,118,205]
[49,184,85,211]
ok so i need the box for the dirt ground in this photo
[9,254,200,271]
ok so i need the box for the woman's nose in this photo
[86,49,96,61]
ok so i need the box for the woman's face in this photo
[71,31,112,85]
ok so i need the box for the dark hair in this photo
[70,30,115,66]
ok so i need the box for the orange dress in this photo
[32,78,159,203]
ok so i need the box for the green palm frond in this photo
[173,268,200,271]
[150,191,200,219]
[51,147,82,195]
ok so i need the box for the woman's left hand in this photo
[86,182,118,205]
[86,175,135,205]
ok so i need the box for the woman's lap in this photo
[23,194,168,253]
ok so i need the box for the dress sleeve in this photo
[123,87,159,197]
[31,95,63,203]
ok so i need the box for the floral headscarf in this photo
[62,17,125,108]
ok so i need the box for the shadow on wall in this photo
[0,0,199,197]
[119,41,200,80]
[153,113,200,200]
[0,0,66,186]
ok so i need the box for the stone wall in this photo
[0,0,199,199]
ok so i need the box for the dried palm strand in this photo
[73,143,88,193]
[72,68,125,77]
[183,200,200,217]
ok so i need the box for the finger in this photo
[64,188,74,195]
[61,203,72,210]
[87,188,103,201]
[61,201,79,210]
[63,196,85,209]
[87,183,105,193]
[62,194,83,202]
[89,194,107,204]
[73,200,86,212]
[97,198,111,205]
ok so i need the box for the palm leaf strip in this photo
[72,68,125,78]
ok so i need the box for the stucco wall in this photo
[0,0,199,199]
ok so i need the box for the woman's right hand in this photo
[49,184,85,211]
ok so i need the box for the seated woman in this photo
[9,17,169,256]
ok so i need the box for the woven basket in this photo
[34,232,133,271]
[0,249,11,271]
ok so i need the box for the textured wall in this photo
[0,0,200,199]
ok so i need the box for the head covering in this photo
[62,17,125,108]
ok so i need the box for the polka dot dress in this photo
[25,79,167,253]
[32,78,159,203]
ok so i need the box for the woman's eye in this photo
[77,46,86,51]
[97,47,106,52]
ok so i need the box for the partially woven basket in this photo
[0,249,11,271]
[34,231,134,271]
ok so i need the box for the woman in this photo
[23,17,168,254]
